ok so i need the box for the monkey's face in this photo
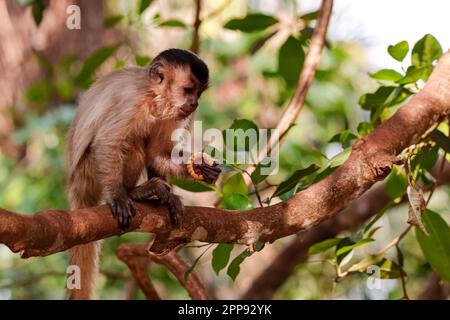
[149,64,206,119]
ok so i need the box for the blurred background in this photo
[0,0,449,300]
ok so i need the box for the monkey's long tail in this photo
[68,241,102,300]
[67,168,102,300]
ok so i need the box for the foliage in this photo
[2,0,449,300]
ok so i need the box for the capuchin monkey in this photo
[66,48,220,299]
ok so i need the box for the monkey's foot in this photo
[130,177,184,226]
[106,191,136,230]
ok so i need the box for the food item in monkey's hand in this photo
[187,152,220,183]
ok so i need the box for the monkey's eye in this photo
[184,87,194,94]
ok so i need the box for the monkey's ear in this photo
[148,62,164,84]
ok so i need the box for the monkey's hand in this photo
[130,177,184,226]
[105,189,136,230]
[187,152,221,184]
[193,162,221,184]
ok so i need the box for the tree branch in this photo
[244,0,334,185]
[190,0,202,54]
[118,242,209,300]
[116,244,161,300]
[242,159,450,299]
[1,51,450,271]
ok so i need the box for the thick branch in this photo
[242,159,450,299]
[1,51,450,261]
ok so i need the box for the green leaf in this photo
[138,0,153,14]
[299,10,320,22]
[328,148,351,168]
[212,244,234,275]
[416,210,450,281]
[227,250,251,281]
[359,86,396,110]
[184,245,212,280]
[222,173,247,197]
[357,121,374,137]
[429,129,450,153]
[159,19,187,28]
[309,238,343,255]
[104,15,123,28]
[347,255,384,273]
[220,193,252,210]
[335,238,374,257]
[335,237,355,265]
[411,34,442,68]
[75,44,120,87]
[278,36,305,88]
[223,119,259,157]
[328,130,358,148]
[226,244,264,281]
[250,159,275,185]
[135,55,151,67]
[31,0,48,26]
[366,226,382,239]
[396,66,425,84]
[272,164,320,198]
[387,41,409,62]
[377,259,406,279]
[171,177,215,192]
[385,165,407,200]
[224,13,278,32]
[369,69,403,81]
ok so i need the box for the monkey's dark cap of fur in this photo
[153,48,209,85]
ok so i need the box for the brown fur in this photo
[66,57,205,299]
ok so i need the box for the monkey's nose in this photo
[190,102,198,109]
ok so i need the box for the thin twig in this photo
[244,0,334,186]
[190,0,202,54]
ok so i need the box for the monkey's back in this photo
[67,67,149,209]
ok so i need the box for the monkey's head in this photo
[147,48,209,119]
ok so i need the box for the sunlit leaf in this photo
[411,34,442,67]
[220,193,252,210]
[369,69,403,81]
[309,238,343,255]
[396,66,425,84]
[387,41,409,62]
